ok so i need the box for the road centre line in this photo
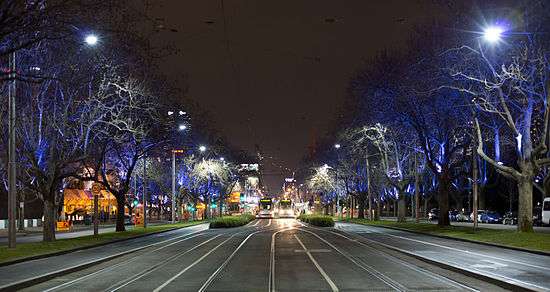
[294,234,339,292]
[298,228,405,291]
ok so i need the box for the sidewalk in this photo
[0,221,170,245]
[380,216,550,233]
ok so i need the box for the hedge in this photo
[298,214,335,227]
[209,214,256,228]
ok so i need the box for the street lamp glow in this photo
[199,145,207,152]
[220,157,225,161]
[178,124,187,130]
[334,143,341,149]
[85,34,98,46]
[483,26,504,43]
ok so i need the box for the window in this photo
[544,201,550,211]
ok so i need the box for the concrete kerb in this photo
[0,222,208,268]
[349,222,550,257]
[336,222,547,292]
[0,222,209,291]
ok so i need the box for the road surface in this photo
[4,219,530,291]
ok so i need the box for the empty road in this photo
[8,219,522,291]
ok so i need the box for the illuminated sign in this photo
[260,199,272,203]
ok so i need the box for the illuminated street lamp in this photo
[199,145,207,152]
[85,34,98,46]
[178,124,187,131]
[483,26,504,43]
[334,143,341,149]
[219,157,225,161]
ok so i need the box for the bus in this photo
[277,199,295,218]
[257,197,274,219]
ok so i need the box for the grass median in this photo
[298,214,335,227]
[344,218,550,253]
[0,220,207,264]
[209,214,256,228]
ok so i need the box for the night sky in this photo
[149,0,441,193]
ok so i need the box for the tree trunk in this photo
[358,193,365,219]
[116,199,125,232]
[397,192,406,223]
[437,174,451,227]
[43,199,56,242]
[517,176,534,232]
[375,195,381,220]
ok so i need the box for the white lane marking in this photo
[321,228,478,292]
[266,219,272,227]
[198,229,267,292]
[294,249,331,253]
[336,227,550,292]
[41,228,207,292]
[294,234,339,292]
[252,220,261,227]
[298,228,405,291]
[108,234,222,291]
[471,260,508,270]
[269,228,295,292]
[342,223,550,271]
[153,231,246,292]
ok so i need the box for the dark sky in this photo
[149,0,439,193]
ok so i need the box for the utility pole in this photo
[8,51,17,248]
[366,151,373,221]
[143,155,147,228]
[472,144,479,231]
[415,153,420,223]
[172,150,176,223]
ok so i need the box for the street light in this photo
[178,124,187,131]
[334,143,341,149]
[84,34,98,46]
[199,145,207,152]
[334,143,342,219]
[172,123,187,223]
[219,157,225,161]
[483,26,504,43]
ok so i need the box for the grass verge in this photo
[209,214,256,228]
[0,220,206,264]
[298,214,335,227]
[345,218,550,253]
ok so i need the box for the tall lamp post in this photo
[334,143,342,219]
[171,123,186,223]
[7,50,16,248]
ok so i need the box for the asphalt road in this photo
[9,219,521,292]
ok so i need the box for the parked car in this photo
[470,210,486,222]
[124,215,135,225]
[448,210,459,222]
[480,211,502,224]
[502,211,517,225]
[455,212,470,222]
[428,208,439,221]
[543,197,550,226]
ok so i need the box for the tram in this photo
[277,198,295,218]
[256,197,274,219]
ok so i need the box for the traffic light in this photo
[132,198,139,207]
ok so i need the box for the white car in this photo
[543,197,550,226]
